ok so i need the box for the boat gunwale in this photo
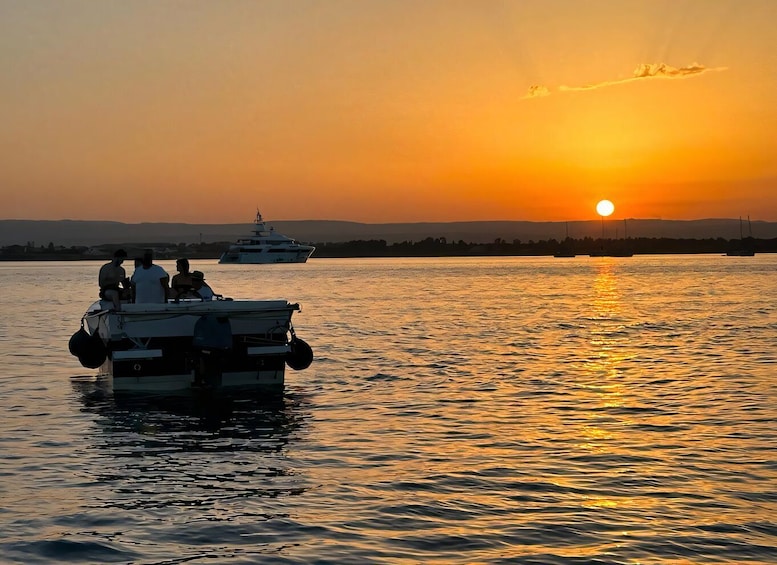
[85,299,298,313]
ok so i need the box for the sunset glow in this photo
[0,1,775,223]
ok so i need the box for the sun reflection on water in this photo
[576,260,633,510]
[585,259,629,397]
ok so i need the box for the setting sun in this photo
[596,200,615,217]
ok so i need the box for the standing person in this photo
[170,258,194,299]
[98,249,129,310]
[131,250,170,304]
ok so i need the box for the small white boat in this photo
[69,297,313,394]
[219,211,315,264]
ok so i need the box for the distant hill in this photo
[1,218,775,247]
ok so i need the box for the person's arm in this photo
[169,274,180,298]
[160,275,170,301]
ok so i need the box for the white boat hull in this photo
[105,366,286,393]
[218,249,314,264]
[73,299,312,394]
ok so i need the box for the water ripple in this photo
[1,257,776,563]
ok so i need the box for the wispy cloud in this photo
[524,62,727,99]
[525,84,551,98]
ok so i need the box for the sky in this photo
[1,0,776,224]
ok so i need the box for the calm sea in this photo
[0,256,775,564]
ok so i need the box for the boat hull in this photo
[218,249,314,264]
[105,365,286,394]
[102,341,288,393]
[79,299,307,393]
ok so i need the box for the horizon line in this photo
[0,216,772,225]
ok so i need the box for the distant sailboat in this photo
[589,219,633,257]
[726,216,755,256]
[554,222,576,257]
[612,219,634,257]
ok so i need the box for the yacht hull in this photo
[218,249,313,264]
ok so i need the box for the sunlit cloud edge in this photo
[524,63,728,99]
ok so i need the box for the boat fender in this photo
[68,327,91,357]
[286,337,313,371]
[77,331,108,369]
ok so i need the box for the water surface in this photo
[0,256,775,564]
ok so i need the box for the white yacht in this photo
[219,211,315,264]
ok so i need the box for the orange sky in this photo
[1,0,776,223]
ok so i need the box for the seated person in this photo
[190,270,215,301]
[98,249,129,310]
[169,258,194,299]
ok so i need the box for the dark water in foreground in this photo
[0,256,775,564]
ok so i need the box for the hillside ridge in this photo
[1,218,775,247]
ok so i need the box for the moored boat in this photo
[69,296,313,394]
[726,216,755,256]
[554,222,576,257]
[219,211,315,264]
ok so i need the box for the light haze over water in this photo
[0,256,775,564]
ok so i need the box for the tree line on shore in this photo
[312,236,771,256]
[1,235,774,260]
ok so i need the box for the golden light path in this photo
[596,200,615,217]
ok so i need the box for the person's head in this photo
[176,258,190,274]
[142,250,153,268]
[113,248,127,265]
[133,257,143,269]
[191,270,204,289]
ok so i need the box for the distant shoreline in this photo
[1,235,774,260]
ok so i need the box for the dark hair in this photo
[114,249,127,258]
[191,270,204,280]
[142,250,153,267]
[176,258,190,271]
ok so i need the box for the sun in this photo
[596,199,615,217]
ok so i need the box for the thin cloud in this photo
[632,62,711,78]
[525,84,551,98]
[524,62,727,99]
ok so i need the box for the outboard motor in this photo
[192,315,233,388]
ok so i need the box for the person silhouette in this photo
[170,258,194,299]
[98,249,129,310]
[131,250,170,304]
[190,270,215,301]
